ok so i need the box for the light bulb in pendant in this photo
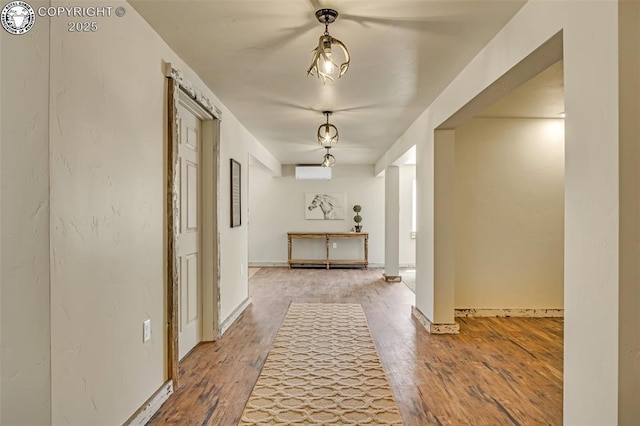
[323,57,334,74]
[322,41,334,74]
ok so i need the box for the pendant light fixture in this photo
[307,9,350,83]
[317,111,339,146]
[321,146,336,167]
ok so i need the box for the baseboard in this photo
[455,308,564,318]
[383,274,402,282]
[124,380,173,426]
[248,262,386,269]
[220,297,252,336]
[248,262,287,267]
[411,306,460,334]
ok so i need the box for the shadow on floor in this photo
[400,268,415,293]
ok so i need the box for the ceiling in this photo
[129,0,530,166]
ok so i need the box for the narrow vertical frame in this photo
[230,158,241,228]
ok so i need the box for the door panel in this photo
[186,161,198,230]
[178,103,202,360]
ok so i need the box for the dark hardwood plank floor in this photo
[148,268,563,425]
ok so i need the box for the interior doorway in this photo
[451,60,565,315]
[166,70,221,384]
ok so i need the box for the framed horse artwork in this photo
[305,193,346,220]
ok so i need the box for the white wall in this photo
[377,2,623,423]
[0,1,51,424]
[44,1,269,423]
[455,118,564,309]
[399,165,416,266]
[249,165,385,266]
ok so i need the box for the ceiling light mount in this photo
[317,111,339,146]
[307,8,350,83]
[315,8,338,26]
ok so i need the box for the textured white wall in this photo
[0,1,51,423]
[455,118,564,309]
[47,1,266,423]
[49,4,165,420]
[248,165,385,266]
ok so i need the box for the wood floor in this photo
[149,268,563,425]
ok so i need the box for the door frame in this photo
[166,64,222,385]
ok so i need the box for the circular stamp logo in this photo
[1,1,35,35]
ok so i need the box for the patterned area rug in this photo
[240,303,404,425]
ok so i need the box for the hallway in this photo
[149,268,562,425]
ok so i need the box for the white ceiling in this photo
[129,0,530,165]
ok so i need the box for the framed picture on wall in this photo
[305,193,346,220]
[230,158,241,228]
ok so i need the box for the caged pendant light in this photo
[307,9,350,83]
[321,146,336,167]
[317,111,339,146]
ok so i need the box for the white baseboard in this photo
[455,308,564,318]
[124,380,173,426]
[411,306,460,334]
[248,262,287,267]
[220,297,251,336]
[248,262,387,269]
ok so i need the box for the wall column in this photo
[384,166,401,282]
[412,130,459,334]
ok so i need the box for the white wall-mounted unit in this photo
[295,166,332,180]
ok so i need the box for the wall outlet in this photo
[143,319,151,343]
[240,263,244,275]
[332,242,337,248]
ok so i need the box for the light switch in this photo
[143,319,151,343]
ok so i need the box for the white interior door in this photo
[177,103,202,360]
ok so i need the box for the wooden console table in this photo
[287,232,369,269]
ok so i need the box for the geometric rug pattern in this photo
[239,303,404,425]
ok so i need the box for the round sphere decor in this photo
[353,205,363,232]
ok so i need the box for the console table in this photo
[287,232,369,269]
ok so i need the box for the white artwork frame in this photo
[305,193,346,220]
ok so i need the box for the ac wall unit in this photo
[295,165,332,180]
